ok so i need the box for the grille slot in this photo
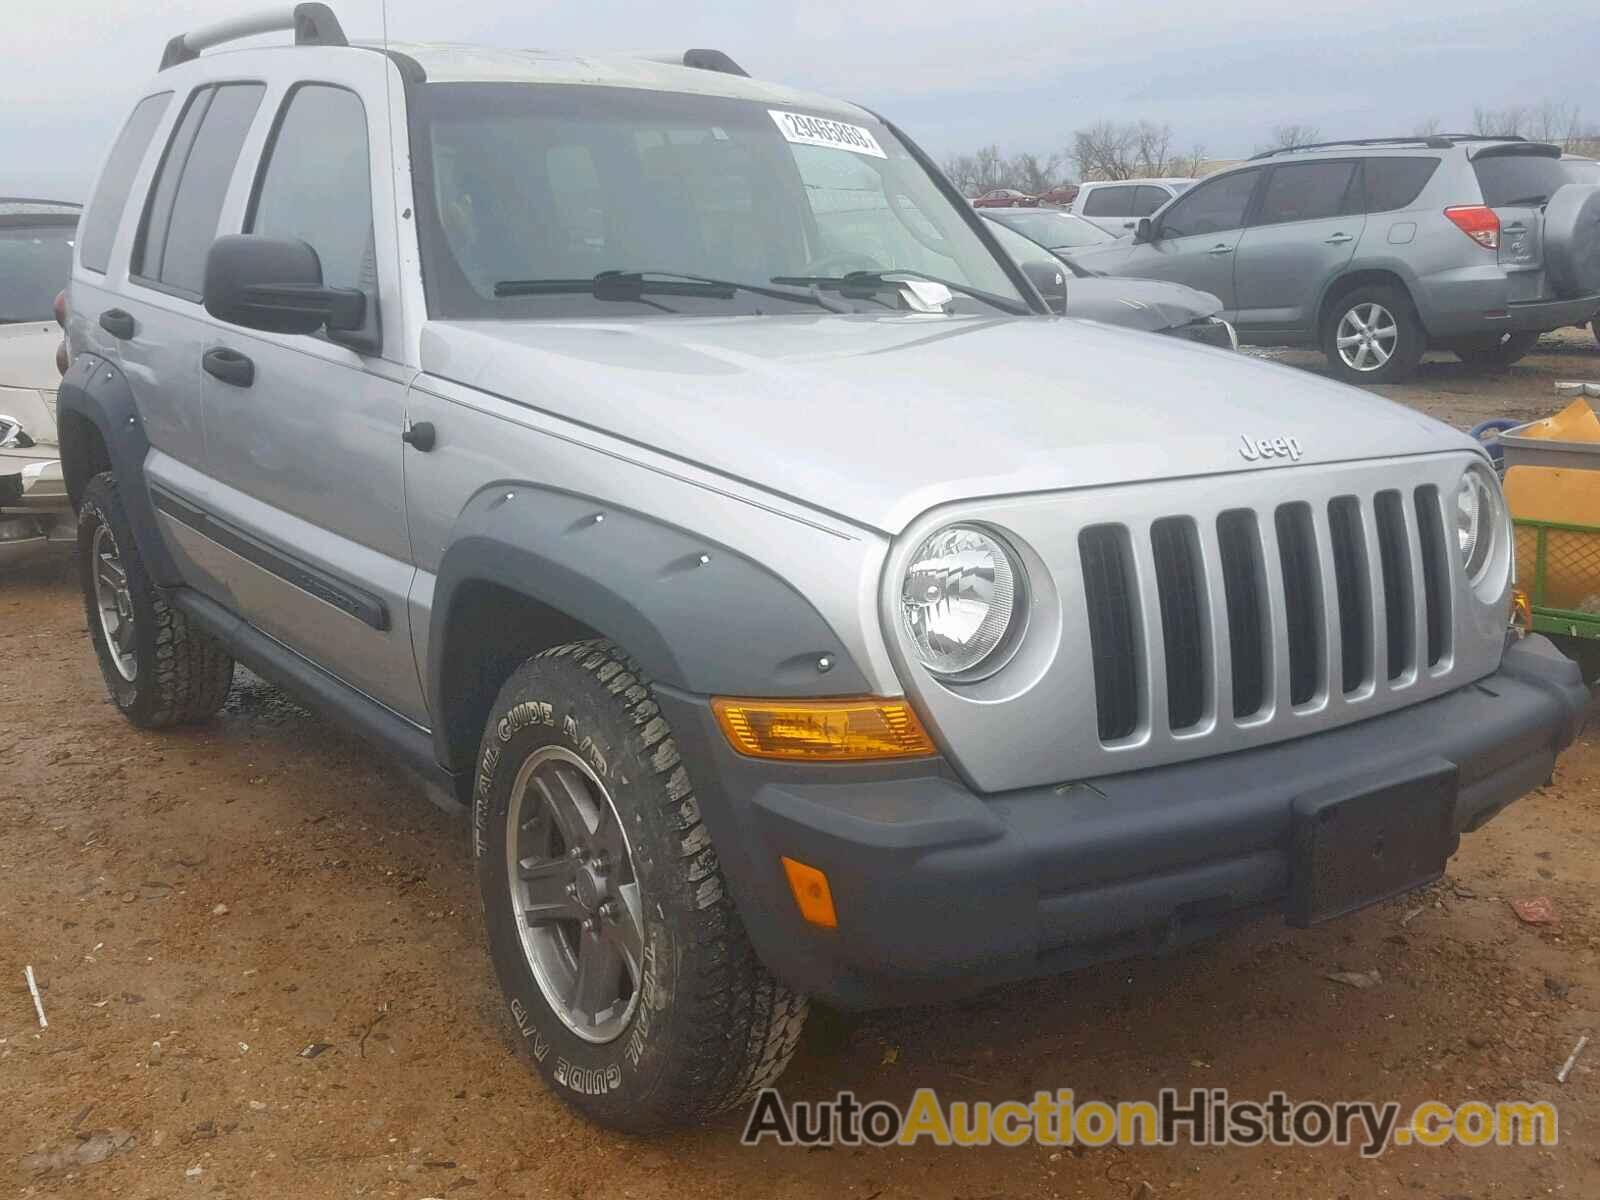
[1150,517,1207,731]
[1414,485,1452,667]
[1274,503,1324,706]
[1373,490,1414,678]
[1327,497,1371,694]
[1079,525,1142,741]
[1216,510,1268,719]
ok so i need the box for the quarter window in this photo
[1361,156,1440,213]
[249,85,374,291]
[79,93,172,274]
[1256,161,1358,226]
[135,83,266,296]
[1083,186,1131,217]
[1159,169,1261,238]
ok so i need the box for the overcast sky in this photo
[8,0,1598,200]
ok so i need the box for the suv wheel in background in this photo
[77,472,235,727]
[1322,285,1425,385]
[1451,331,1540,368]
[474,639,808,1130]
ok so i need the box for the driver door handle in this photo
[202,346,254,388]
[1324,232,1355,245]
[1207,244,1234,256]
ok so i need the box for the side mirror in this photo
[1132,217,1155,244]
[203,235,374,348]
[1020,259,1069,315]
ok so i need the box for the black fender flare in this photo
[427,483,871,772]
[54,353,180,586]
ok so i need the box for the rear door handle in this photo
[1324,233,1354,245]
[1207,244,1234,256]
[99,308,136,339]
[202,347,254,388]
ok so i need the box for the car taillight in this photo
[53,289,67,327]
[1445,205,1500,250]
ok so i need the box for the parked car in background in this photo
[1070,137,1600,383]
[982,213,1236,347]
[983,206,1116,251]
[0,199,78,565]
[972,187,1038,208]
[1036,183,1079,207]
[1071,177,1195,234]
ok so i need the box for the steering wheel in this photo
[801,250,885,277]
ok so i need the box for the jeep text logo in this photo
[1239,434,1304,463]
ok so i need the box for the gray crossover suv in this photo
[1073,136,1600,382]
[60,6,1590,1130]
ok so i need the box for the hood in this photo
[0,322,63,391]
[1062,276,1222,332]
[420,313,1472,534]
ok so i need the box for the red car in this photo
[1037,184,1080,207]
[971,188,1039,208]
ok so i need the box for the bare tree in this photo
[1168,141,1209,177]
[1012,150,1065,196]
[1134,121,1175,176]
[1472,104,1528,137]
[1412,116,1442,137]
[1263,123,1322,152]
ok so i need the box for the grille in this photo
[1081,487,1452,744]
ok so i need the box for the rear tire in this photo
[1452,331,1539,368]
[474,638,807,1131]
[1322,284,1425,384]
[77,472,234,727]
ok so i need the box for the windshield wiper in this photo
[493,270,842,311]
[1502,194,1548,208]
[769,270,1030,315]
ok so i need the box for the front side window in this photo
[249,85,373,291]
[1159,169,1261,238]
[80,93,171,274]
[0,216,78,322]
[410,83,1025,319]
[1082,186,1131,217]
[135,83,266,296]
[1256,160,1358,226]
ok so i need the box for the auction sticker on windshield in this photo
[769,110,887,159]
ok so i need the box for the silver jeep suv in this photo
[1072,136,1600,382]
[60,6,1590,1130]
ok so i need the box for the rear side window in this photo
[1083,186,1131,217]
[1130,186,1169,217]
[135,83,266,297]
[248,85,373,291]
[1256,160,1358,225]
[1363,156,1439,213]
[79,93,172,274]
[1473,151,1570,208]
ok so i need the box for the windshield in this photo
[0,220,75,323]
[988,209,1112,248]
[409,83,1027,319]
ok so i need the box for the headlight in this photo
[1455,464,1503,587]
[899,525,1025,677]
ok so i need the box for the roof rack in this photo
[159,3,347,71]
[1251,133,1529,159]
[630,49,750,78]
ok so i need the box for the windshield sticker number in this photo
[769,110,886,159]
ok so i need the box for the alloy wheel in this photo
[1335,302,1399,373]
[91,523,138,682]
[504,746,645,1044]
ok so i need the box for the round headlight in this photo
[1455,465,1502,586]
[900,525,1024,677]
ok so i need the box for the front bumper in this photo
[661,635,1590,1009]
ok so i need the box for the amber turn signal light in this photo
[1510,584,1532,634]
[711,697,935,761]
[781,856,838,928]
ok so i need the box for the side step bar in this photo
[170,587,466,813]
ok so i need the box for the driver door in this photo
[1112,168,1264,314]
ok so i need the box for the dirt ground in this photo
[4,331,1600,1199]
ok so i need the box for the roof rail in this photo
[630,49,750,78]
[1251,133,1530,159]
[159,3,347,71]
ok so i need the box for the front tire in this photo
[474,639,808,1130]
[1322,285,1425,384]
[1452,331,1539,368]
[77,472,234,727]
